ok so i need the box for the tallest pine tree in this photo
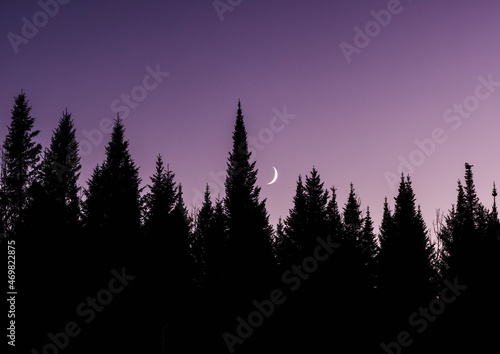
[224,101,276,297]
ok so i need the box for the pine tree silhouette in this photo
[0,91,41,237]
[26,109,82,248]
[83,115,141,262]
[377,175,436,336]
[343,182,363,243]
[303,167,329,246]
[360,205,378,286]
[326,185,342,241]
[283,174,307,261]
[143,154,176,243]
[274,216,298,269]
[75,116,146,353]
[192,184,213,285]
[223,100,276,300]
[141,154,178,347]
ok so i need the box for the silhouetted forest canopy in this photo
[1,92,499,353]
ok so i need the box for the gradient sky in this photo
[2,0,500,236]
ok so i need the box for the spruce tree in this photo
[340,183,366,294]
[378,175,436,326]
[82,164,105,236]
[326,186,343,241]
[393,176,435,300]
[343,183,362,244]
[0,91,41,236]
[192,184,213,284]
[142,154,177,298]
[143,154,176,242]
[206,197,227,290]
[284,167,329,257]
[20,109,82,349]
[224,100,276,298]
[303,167,329,246]
[274,216,298,269]
[170,183,195,294]
[82,115,142,289]
[436,166,500,351]
[378,197,395,248]
[360,206,378,281]
[438,181,467,279]
[336,185,378,351]
[439,164,486,285]
[284,174,307,258]
[42,109,81,231]
[24,109,82,266]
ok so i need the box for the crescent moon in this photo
[267,166,278,185]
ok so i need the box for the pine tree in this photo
[82,163,105,236]
[284,174,307,257]
[360,206,378,281]
[340,183,366,293]
[0,91,42,236]
[82,115,142,300]
[464,163,480,225]
[439,164,487,285]
[192,184,213,284]
[142,154,178,299]
[19,109,83,349]
[378,175,436,325]
[274,216,298,268]
[24,110,82,264]
[343,183,362,244]
[393,176,436,299]
[42,109,81,230]
[326,186,343,241]
[143,155,176,241]
[303,167,329,246]
[224,100,276,297]
[205,197,227,290]
[436,166,500,351]
[438,181,467,279]
[83,116,141,245]
[284,167,329,256]
[486,183,500,258]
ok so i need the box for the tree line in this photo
[1,92,499,353]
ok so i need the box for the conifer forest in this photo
[2,1,500,353]
[1,93,499,353]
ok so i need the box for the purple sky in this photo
[2,0,500,236]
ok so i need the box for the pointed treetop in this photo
[491,182,498,220]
